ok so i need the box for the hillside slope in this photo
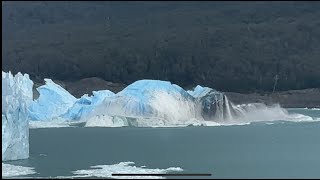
[3,1,320,92]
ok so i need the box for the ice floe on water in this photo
[29,118,86,129]
[57,162,183,179]
[29,119,73,129]
[2,163,36,178]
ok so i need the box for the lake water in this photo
[3,109,320,179]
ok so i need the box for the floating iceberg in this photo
[28,79,77,121]
[2,71,33,161]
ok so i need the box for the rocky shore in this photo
[225,89,320,108]
[33,77,320,108]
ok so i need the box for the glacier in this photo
[85,80,201,127]
[2,71,33,161]
[28,79,77,121]
[85,80,314,127]
[23,77,314,128]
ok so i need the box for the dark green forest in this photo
[2,1,320,93]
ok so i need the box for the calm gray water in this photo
[5,109,320,179]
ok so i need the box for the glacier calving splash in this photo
[27,78,314,127]
[2,71,33,161]
[84,80,313,127]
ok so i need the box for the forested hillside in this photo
[3,1,320,92]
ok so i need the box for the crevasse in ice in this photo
[2,71,33,161]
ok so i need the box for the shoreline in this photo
[225,88,320,108]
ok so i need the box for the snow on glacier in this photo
[2,71,33,161]
[28,79,77,121]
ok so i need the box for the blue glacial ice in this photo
[61,90,115,121]
[102,80,195,117]
[28,79,77,121]
[85,80,204,127]
[26,77,314,128]
[2,71,33,161]
[187,85,214,98]
[85,80,314,127]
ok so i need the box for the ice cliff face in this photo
[28,79,77,121]
[2,71,33,161]
[188,85,239,122]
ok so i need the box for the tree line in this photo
[3,1,320,92]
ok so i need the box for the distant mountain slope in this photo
[3,1,320,92]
